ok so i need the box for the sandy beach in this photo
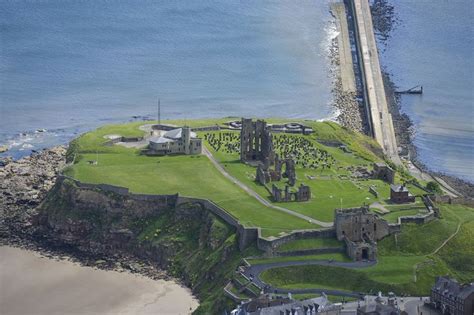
[0,246,198,315]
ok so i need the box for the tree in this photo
[426,181,442,194]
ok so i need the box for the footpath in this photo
[203,147,333,228]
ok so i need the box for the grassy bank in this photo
[260,204,474,295]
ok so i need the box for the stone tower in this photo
[240,118,275,164]
[182,126,191,155]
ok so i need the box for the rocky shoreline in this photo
[370,0,474,198]
[0,146,182,288]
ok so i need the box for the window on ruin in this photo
[367,219,370,224]
[374,223,377,231]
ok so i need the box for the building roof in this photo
[433,276,474,300]
[238,295,333,315]
[358,302,399,315]
[163,128,197,140]
[149,136,174,144]
[390,184,409,193]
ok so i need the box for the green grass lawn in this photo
[66,151,317,237]
[276,238,343,252]
[259,204,474,295]
[66,118,390,236]
[247,252,350,265]
[203,130,398,222]
[64,118,435,239]
[382,209,428,223]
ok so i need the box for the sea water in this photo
[381,0,474,182]
[0,0,335,158]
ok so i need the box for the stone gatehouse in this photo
[334,206,400,261]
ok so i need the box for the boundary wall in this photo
[56,176,443,254]
[57,175,328,252]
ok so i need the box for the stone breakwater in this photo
[332,77,367,134]
[329,2,368,134]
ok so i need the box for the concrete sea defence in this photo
[348,0,401,165]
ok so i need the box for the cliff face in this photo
[36,178,246,314]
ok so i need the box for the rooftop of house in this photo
[390,184,409,193]
[433,276,474,300]
[236,295,333,315]
[358,302,399,315]
[149,128,198,144]
[163,128,197,140]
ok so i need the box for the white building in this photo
[148,127,202,155]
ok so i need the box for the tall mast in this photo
[158,98,161,125]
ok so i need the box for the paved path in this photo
[243,259,375,298]
[203,147,333,227]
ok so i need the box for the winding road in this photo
[243,259,376,298]
[203,147,333,228]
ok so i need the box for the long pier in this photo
[348,0,401,165]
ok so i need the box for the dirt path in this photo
[414,212,465,281]
[202,147,333,228]
[431,223,462,256]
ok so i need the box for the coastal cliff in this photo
[33,178,249,314]
[0,146,250,313]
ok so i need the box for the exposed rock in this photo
[0,146,67,239]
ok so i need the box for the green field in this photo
[260,204,474,295]
[247,252,351,265]
[65,118,429,237]
[276,238,343,252]
[66,152,317,237]
[203,129,424,222]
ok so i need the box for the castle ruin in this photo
[334,206,400,261]
[256,155,296,186]
[240,118,275,165]
[272,184,311,202]
[373,162,395,184]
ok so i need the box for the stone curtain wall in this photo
[57,176,338,252]
[58,175,178,206]
[257,228,336,252]
[54,176,446,254]
[55,177,261,251]
[275,247,344,257]
[431,195,474,208]
[176,196,259,251]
